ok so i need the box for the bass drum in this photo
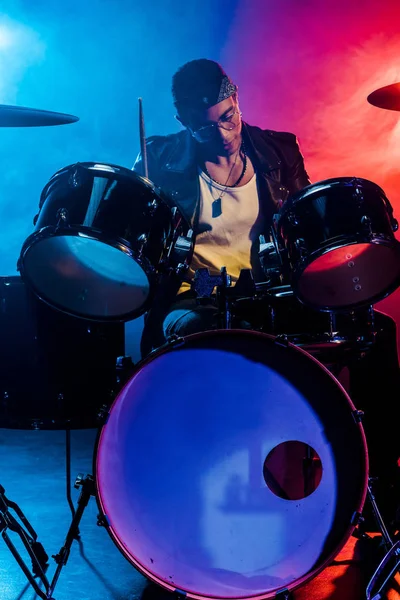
[95,329,368,600]
[19,163,192,321]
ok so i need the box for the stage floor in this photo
[0,428,398,600]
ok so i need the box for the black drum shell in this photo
[34,163,175,273]
[276,177,400,310]
[18,163,192,321]
[0,276,124,429]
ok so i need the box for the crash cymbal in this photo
[367,82,400,112]
[0,104,79,127]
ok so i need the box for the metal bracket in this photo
[352,409,364,423]
[274,334,289,348]
[173,589,187,599]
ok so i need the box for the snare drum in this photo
[95,329,368,600]
[277,177,400,311]
[231,283,376,364]
[19,163,192,321]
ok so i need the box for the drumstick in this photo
[138,97,149,179]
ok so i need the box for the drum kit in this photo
[1,83,400,600]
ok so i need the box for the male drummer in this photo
[134,58,311,352]
[133,58,400,533]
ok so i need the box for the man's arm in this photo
[286,136,312,195]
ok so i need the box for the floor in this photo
[0,427,398,600]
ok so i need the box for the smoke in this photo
[298,33,400,187]
[0,14,45,101]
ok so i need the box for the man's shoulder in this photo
[145,129,187,150]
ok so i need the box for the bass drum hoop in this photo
[93,329,369,600]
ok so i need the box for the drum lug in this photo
[173,589,187,599]
[361,215,373,234]
[294,238,308,258]
[148,335,185,358]
[165,334,185,348]
[56,207,69,226]
[275,588,291,599]
[97,404,110,426]
[351,510,364,527]
[287,212,299,227]
[137,233,147,243]
[96,512,110,528]
[274,334,289,347]
[352,409,364,423]
[137,233,147,257]
[68,166,82,189]
[352,181,364,205]
[147,199,158,216]
[175,262,189,276]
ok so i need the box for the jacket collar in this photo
[242,123,282,173]
[161,122,281,175]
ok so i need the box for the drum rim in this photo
[18,226,156,322]
[39,160,177,214]
[37,162,193,238]
[92,329,369,600]
[291,237,400,312]
[280,176,389,212]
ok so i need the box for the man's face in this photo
[184,95,243,156]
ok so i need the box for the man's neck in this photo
[197,137,243,168]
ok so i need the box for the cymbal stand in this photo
[0,483,51,599]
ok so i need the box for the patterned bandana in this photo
[173,70,238,111]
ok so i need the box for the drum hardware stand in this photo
[216,267,232,329]
[351,407,400,598]
[0,473,101,600]
[64,417,77,524]
[259,230,285,287]
[363,482,400,600]
[55,392,80,539]
[115,354,135,388]
[366,539,400,600]
[191,267,232,328]
[47,473,95,600]
[192,267,257,330]
[0,483,51,600]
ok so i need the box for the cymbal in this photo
[0,104,79,127]
[367,82,400,112]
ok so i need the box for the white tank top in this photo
[179,169,261,293]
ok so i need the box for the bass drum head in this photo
[95,330,368,600]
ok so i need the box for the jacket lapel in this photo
[157,123,285,228]
[158,130,200,226]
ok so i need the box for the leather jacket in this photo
[133,122,311,355]
[133,122,311,232]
